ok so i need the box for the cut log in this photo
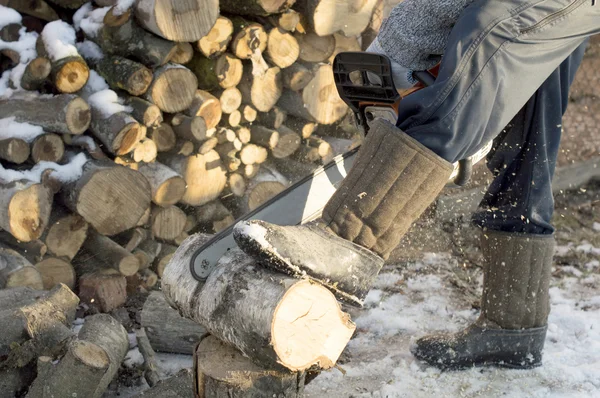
[185,90,222,130]
[286,116,317,139]
[217,128,237,144]
[170,42,194,65]
[297,0,378,37]
[239,143,268,165]
[306,135,332,158]
[173,140,195,157]
[78,313,129,398]
[226,110,242,128]
[83,230,140,276]
[134,0,218,42]
[137,206,151,227]
[25,340,109,398]
[148,123,176,152]
[291,144,321,163]
[78,269,127,312]
[294,31,335,63]
[250,125,279,149]
[272,125,301,158]
[0,0,58,21]
[227,173,247,197]
[132,369,193,398]
[195,200,235,232]
[0,138,30,164]
[266,27,299,68]
[139,268,158,289]
[60,160,151,236]
[144,64,197,113]
[34,257,76,290]
[151,205,187,241]
[132,239,162,270]
[241,105,258,123]
[221,153,242,173]
[171,114,209,143]
[215,87,242,114]
[187,52,243,91]
[62,134,108,160]
[198,137,218,154]
[236,126,252,144]
[220,0,294,16]
[21,57,51,91]
[138,162,186,207]
[0,179,52,242]
[99,8,177,68]
[215,140,242,160]
[31,133,65,163]
[0,284,78,368]
[195,335,306,397]
[135,327,161,387]
[0,232,47,264]
[89,110,144,155]
[271,9,300,32]
[197,16,233,59]
[237,166,288,213]
[0,94,91,135]
[162,237,356,372]
[42,210,89,261]
[127,97,163,128]
[161,151,227,206]
[328,33,361,63]
[0,248,44,290]
[95,56,153,96]
[129,138,157,163]
[153,244,177,278]
[229,17,268,60]
[278,64,348,125]
[238,65,282,112]
[115,227,148,252]
[282,62,314,91]
[243,163,259,179]
[257,106,287,129]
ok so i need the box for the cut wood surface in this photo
[272,9,300,31]
[37,33,90,94]
[162,237,356,372]
[131,138,158,163]
[185,90,222,130]
[78,269,127,312]
[151,205,187,241]
[266,27,300,68]
[216,87,242,114]
[0,94,91,135]
[195,200,235,232]
[220,0,294,15]
[239,143,268,165]
[226,110,242,128]
[148,123,176,152]
[127,97,163,128]
[282,62,315,91]
[0,232,47,264]
[42,210,89,260]
[195,335,306,397]
[237,166,288,213]
[298,0,378,36]
[137,162,186,207]
[187,52,243,91]
[257,106,287,129]
[238,65,282,112]
[153,244,177,277]
[132,239,161,270]
[35,257,76,290]
[295,31,335,63]
[328,33,361,63]
[171,114,210,143]
[171,42,194,65]
[60,160,151,236]
[0,248,44,290]
[83,229,140,276]
[0,138,30,164]
[286,116,317,139]
[229,17,268,60]
[250,125,279,149]
[21,57,51,91]
[144,64,197,113]
[236,126,252,144]
[226,172,247,197]
[31,133,65,163]
[197,16,233,59]
[0,179,52,242]
[89,110,144,155]
[134,0,218,42]
[272,125,301,158]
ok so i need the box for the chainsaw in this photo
[189,52,492,281]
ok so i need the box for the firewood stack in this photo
[0,0,376,395]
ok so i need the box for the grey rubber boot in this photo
[412,231,555,369]
[233,119,454,306]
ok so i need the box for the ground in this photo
[109,182,600,398]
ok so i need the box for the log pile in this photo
[0,0,376,395]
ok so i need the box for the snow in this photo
[76,40,104,61]
[114,0,136,15]
[0,153,88,184]
[87,89,132,118]
[0,20,39,96]
[77,6,110,38]
[73,2,93,30]
[594,222,600,232]
[0,5,22,29]
[41,21,79,61]
[234,221,270,248]
[0,117,45,142]
[124,347,144,368]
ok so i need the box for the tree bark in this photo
[170,113,210,143]
[197,16,233,59]
[185,90,222,130]
[31,133,65,163]
[82,229,140,276]
[132,239,161,270]
[150,205,187,241]
[88,109,144,156]
[95,56,153,96]
[144,64,197,113]
[127,97,163,128]
[238,65,282,112]
[0,0,58,21]
[195,335,306,397]
[162,236,355,372]
[220,0,294,16]
[62,134,108,160]
[257,106,287,129]
[195,200,235,233]
[272,125,301,158]
[296,0,378,37]
[37,36,89,94]
[285,116,317,139]
[0,231,47,264]
[46,0,86,8]
[21,57,51,91]
[250,125,279,149]
[0,93,91,135]
[187,52,242,91]
[0,138,30,164]
[135,327,161,387]
[34,257,76,290]
[137,162,186,207]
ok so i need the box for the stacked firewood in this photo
[0,0,376,395]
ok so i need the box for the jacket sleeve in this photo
[377,0,475,71]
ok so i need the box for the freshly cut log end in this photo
[138,162,186,207]
[44,213,89,260]
[171,114,209,143]
[197,16,234,59]
[148,123,176,152]
[21,57,52,91]
[266,28,299,68]
[272,126,301,159]
[220,0,295,15]
[134,0,219,42]
[52,56,90,94]
[282,63,314,92]
[127,97,163,128]
[188,53,243,91]
[230,18,268,60]
[153,244,177,278]
[185,90,222,130]
[0,180,52,242]
[145,64,198,113]
[89,111,144,155]
[250,125,279,149]
[195,335,306,397]
[286,116,317,139]
[295,32,335,63]
[170,42,194,65]
[273,10,301,32]
[0,248,44,290]
[131,138,158,163]
[239,66,283,113]
[35,257,76,290]
[151,205,187,241]
[235,126,251,144]
[217,87,242,114]
[300,0,378,37]
[31,134,65,163]
[0,138,30,164]
[227,173,246,197]
[239,144,268,165]
[78,272,127,312]
[241,105,257,123]
[328,33,361,64]
[227,111,242,128]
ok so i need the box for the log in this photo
[220,0,294,16]
[243,163,259,179]
[34,257,76,290]
[197,16,233,59]
[195,335,306,397]
[237,166,288,213]
[173,140,195,157]
[115,227,148,253]
[286,116,317,139]
[161,237,355,372]
[229,17,268,60]
[171,42,194,65]
[297,0,378,37]
[266,27,299,68]
[153,244,177,278]
[0,179,53,242]
[0,94,91,135]
[148,123,176,152]
[144,64,197,113]
[0,284,78,368]
[31,133,65,163]
[328,33,361,63]
[185,90,222,130]
[217,128,237,144]
[294,31,335,63]
[42,210,89,261]
[0,248,44,290]
[133,369,193,398]
[0,366,35,398]
[151,205,187,241]
[135,327,161,387]
[132,239,162,270]
[139,268,158,289]
[241,105,258,124]
[99,8,177,68]
[95,56,153,96]
[130,137,157,163]
[78,269,127,312]
[0,138,30,164]
[282,62,314,91]
[215,140,242,160]
[227,173,246,197]
[257,106,287,129]
[278,65,348,125]
[89,110,144,156]
[161,151,227,206]
[62,134,108,160]
[195,200,235,233]
[238,65,282,112]
[198,137,218,155]
[272,125,301,158]
[82,230,139,276]
[221,152,242,173]
[250,125,279,149]
[134,0,218,42]
[306,135,332,158]
[0,232,47,264]
[137,162,186,207]
[291,144,321,163]
[21,57,52,91]
[77,314,129,397]
[137,206,151,227]
[0,0,58,21]
[270,9,300,32]
[187,52,243,91]
[127,97,163,128]
[25,340,109,398]
[226,110,242,128]
[171,114,210,143]
[236,126,252,144]
[216,87,242,114]
[60,160,151,236]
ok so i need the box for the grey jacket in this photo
[378,0,475,70]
